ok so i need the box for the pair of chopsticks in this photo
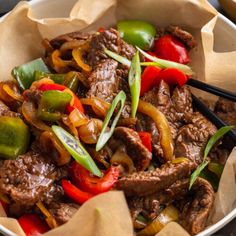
[186,79,236,142]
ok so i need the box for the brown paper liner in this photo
[0,0,235,235]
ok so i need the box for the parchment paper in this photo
[0,0,235,235]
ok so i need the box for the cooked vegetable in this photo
[78,119,103,144]
[52,125,102,177]
[51,50,71,72]
[22,101,51,131]
[96,91,126,151]
[137,47,193,75]
[80,97,110,118]
[38,82,84,114]
[69,108,88,128]
[137,205,179,236]
[189,126,233,189]
[138,132,152,152]
[138,100,174,161]
[111,148,135,174]
[117,20,156,50]
[129,51,141,118]
[36,201,58,229]
[104,49,131,67]
[37,90,72,121]
[72,48,92,72]
[34,71,65,84]
[62,179,93,204]
[140,66,161,96]
[63,71,80,92]
[154,34,190,64]
[71,162,120,194]
[39,131,71,166]
[204,126,234,160]
[18,214,50,236]
[157,68,188,86]
[12,58,49,90]
[0,82,23,102]
[0,117,30,159]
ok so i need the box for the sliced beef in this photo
[215,97,236,129]
[113,127,152,171]
[116,160,196,196]
[179,177,214,235]
[140,81,193,159]
[49,31,89,49]
[0,100,20,117]
[87,28,135,68]
[87,59,120,103]
[128,178,189,221]
[0,152,63,207]
[166,25,197,49]
[48,202,79,225]
[175,112,216,163]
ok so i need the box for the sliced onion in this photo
[138,100,174,161]
[137,205,179,236]
[22,101,51,131]
[3,83,23,102]
[171,157,189,164]
[111,147,135,174]
[69,108,88,127]
[62,115,78,137]
[78,118,103,144]
[60,40,87,53]
[36,201,58,229]
[39,130,71,166]
[80,97,110,118]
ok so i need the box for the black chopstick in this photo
[191,94,236,143]
[187,79,236,102]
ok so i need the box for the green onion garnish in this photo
[96,91,126,151]
[129,51,141,118]
[104,49,131,67]
[136,47,193,76]
[189,125,233,189]
[52,125,102,177]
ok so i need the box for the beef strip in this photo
[116,160,196,196]
[48,202,79,225]
[139,81,193,158]
[215,97,236,129]
[0,152,63,207]
[49,31,89,49]
[179,177,214,235]
[0,100,20,117]
[166,25,197,49]
[128,178,189,221]
[87,59,120,103]
[175,112,216,164]
[113,127,152,171]
[87,28,135,68]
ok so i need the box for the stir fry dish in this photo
[0,20,235,236]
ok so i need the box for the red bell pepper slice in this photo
[138,131,152,152]
[157,68,188,86]
[140,66,162,96]
[154,34,190,64]
[70,162,120,195]
[18,214,49,236]
[38,83,84,113]
[38,83,66,91]
[62,179,93,204]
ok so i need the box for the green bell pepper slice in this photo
[12,58,49,90]
[117,20,156,50]
[0,116,30,159]
[34,71,65,84]
[37,90,72,122]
